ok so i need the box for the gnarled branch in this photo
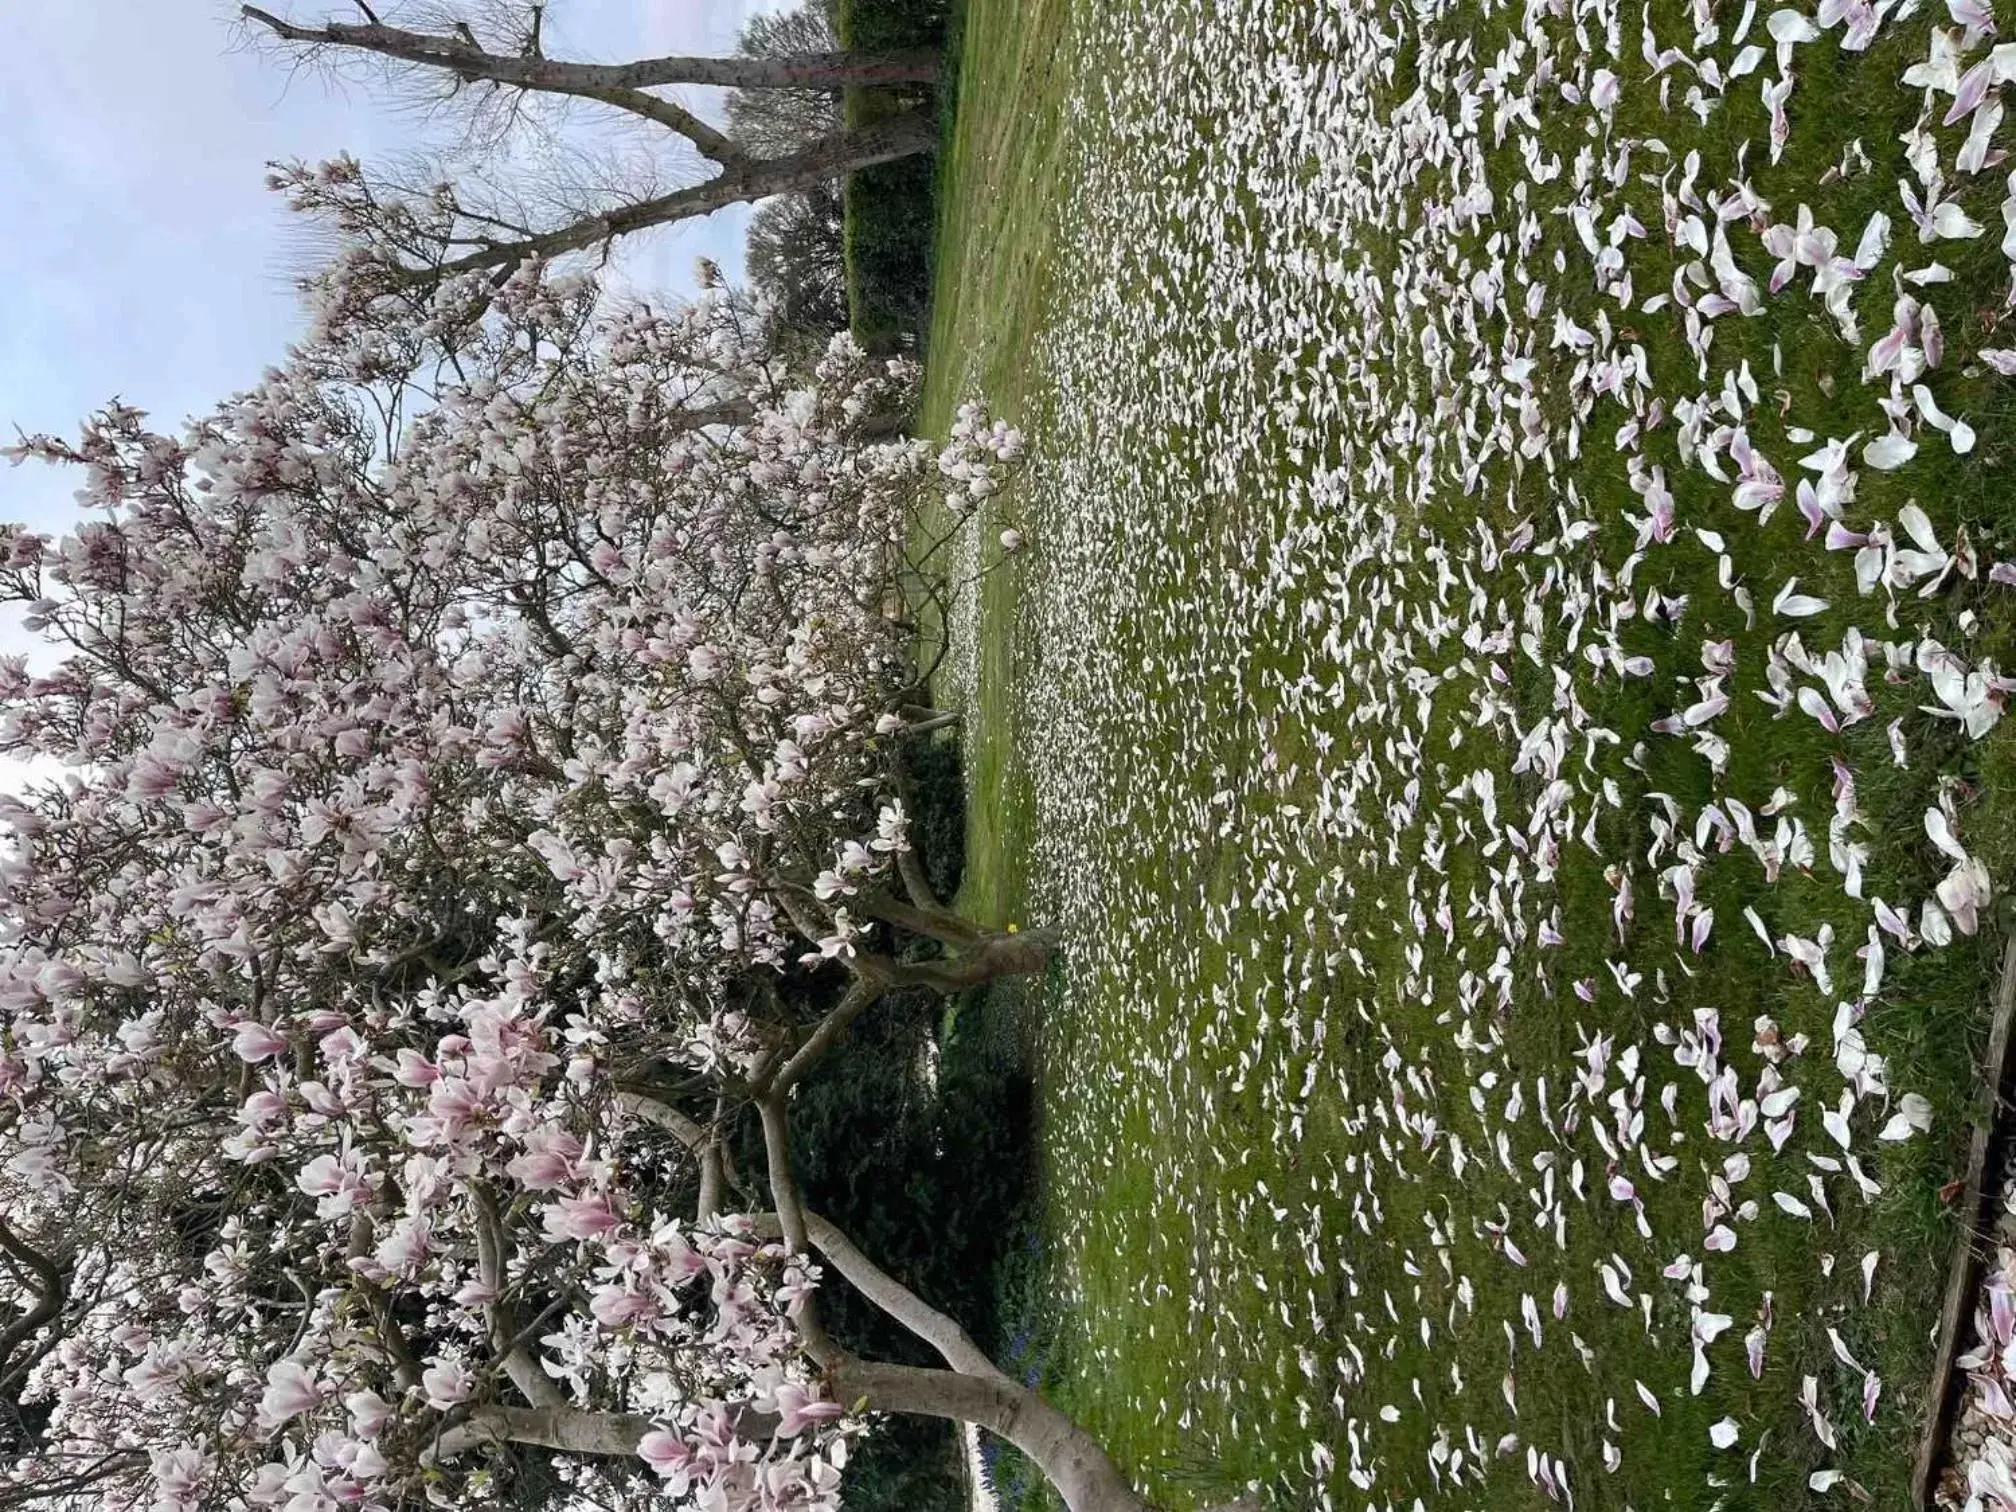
[242,8,939,95]
[470,1186,565,1409]
[750,1210,1007,1383]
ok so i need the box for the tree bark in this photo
[410,110,938,285]
[856,888,984,946]
[243,10,941,92]
[749,1211,1007,1383]
[827,1357,1150,1512]
[880,927,1058,992]
[745,1088,1142,1512]
[434,1403,656,1461]
[430,1167,1144,1512]
[763,972,888,1095]
[469,1187,565,1409]
[0,1217,65,1385]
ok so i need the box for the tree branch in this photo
[754,1094,837,1365]
[616,1088,745,1218]
[344,1213,421,1390]
[243,5,743,158]
[853,887,982,947]
[761,971,887,1097]
[750,1211,1007,1382]
[825,1357,1149,1512]
[432,1402,655,1461]
[0,1215,65,1378]
[376,110,939,289]
[470,1186,565,1409]
[618,1089,708,1147]
[242,9,939,92]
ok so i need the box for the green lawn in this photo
[916,0,2016,1506]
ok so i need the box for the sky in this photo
[0,0,788,564]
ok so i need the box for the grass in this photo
[912,0,2016,1507]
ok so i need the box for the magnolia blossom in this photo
[420,1359,472,1410]
[0,259,1044,1512]
[258,1360,326,1428]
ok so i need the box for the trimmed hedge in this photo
[838,0,951,49]
[837,0,954,352]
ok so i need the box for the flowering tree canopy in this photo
[0,265,1143,1512]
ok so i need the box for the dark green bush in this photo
[844,156,941,354]
[836,0,954,352]
[837,0,950,55]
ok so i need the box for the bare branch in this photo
[754,1095,838,1365]
[752,1210,1009,1383]
[470,1186,565,1409]
[761,972,887,1097]
[243,4,744,160]
[0,1215,65,1378]
[398,110,937,287]
[617,1090,710,1148]
[242,9,939,92]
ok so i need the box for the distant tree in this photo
[746,184,849,351]
[239,2,939,328]
[727,1,846,161]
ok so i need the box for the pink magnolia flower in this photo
[588,1281,661,1329]
[420,1359,471,1410]
[238,1089,289,1127]
[258,1359,326,1427]
[345,1389,393,1439]
[638,1428,697,1484]
[232,1020,290,1063]
[372,1215,433,1275]
[773,1382,845,1437]
[390,1047,439,1087]
[148,1445,211,1509]
[543,1191,623,1243]
[507,1128,584,1191]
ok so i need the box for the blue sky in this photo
[0,0,784,547]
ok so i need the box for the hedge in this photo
[837,0,955,352]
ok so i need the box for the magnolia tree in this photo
[0,264,1146,1512]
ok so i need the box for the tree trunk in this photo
[243,12,941,92]
[827,1357,1150,1512]
[416,110,938,285]
[887,927,1058,992]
